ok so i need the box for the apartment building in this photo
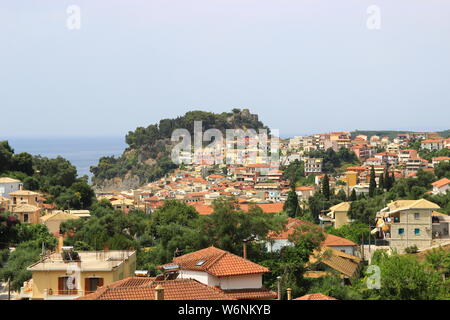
[304,158,323,174]
[421,139,444,151]
[375,199,441,252]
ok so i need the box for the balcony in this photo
[43,289,83,300]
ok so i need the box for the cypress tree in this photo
[283,186,301,218]
[349,188,357,201]
[379,173,385,191]
[322,174,331,200]
[369,166,377,197]
[384,168,392,191]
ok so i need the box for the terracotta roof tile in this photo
[161,246,270,277]
[294,293,337,300]
[78,278,234,300]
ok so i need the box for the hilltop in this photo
[351,129,450,140]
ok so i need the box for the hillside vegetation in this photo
[90,109,268,190]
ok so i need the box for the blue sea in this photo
[4,136,127,181]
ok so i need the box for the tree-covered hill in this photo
[351,129,450,140]
[90,109,268,190]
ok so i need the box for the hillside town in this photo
[1,130,450,301]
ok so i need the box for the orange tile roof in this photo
[323,234,357,247]
[433,156,450,161]
[294,293,337,300]
[161,246,270,277]
[267,218,313,240]
[221,288,277,300]
[432,178,450,188]
[191,203,214,215]
[238,203,284,213]
[78,277,234,300]
[190,203,284,215]
[295,186,315,191]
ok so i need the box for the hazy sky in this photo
[1,0,449,138]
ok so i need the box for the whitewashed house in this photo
[0,177,23,197]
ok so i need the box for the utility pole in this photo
[277,276,282,300]
[361,233,365,261]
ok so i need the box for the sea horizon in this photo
[2,136,127,180]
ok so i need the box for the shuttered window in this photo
[58,277,78,295]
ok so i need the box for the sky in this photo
[1,0,449,138]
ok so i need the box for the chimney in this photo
[287,288,292,300]
[155,284,164,300]
[56,236,64,253]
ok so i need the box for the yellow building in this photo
[40,211,81,235]
[20,250,136,300]
[342,171,358,187]
[376,199,440,252]
[328,202,351,229]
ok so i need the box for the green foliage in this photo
[348,195,386,225]
[307,147,359,174]
[424,247,450,281]
[326,221,370,244]
[404,245,419,254]
[435,161,450,179]
[281,160,304,185]
[361,253,444,300]
[259,224,325,299]
[369,166,377,198]
[306,275,362,300]
[283,188,302,218]
[322,174,330,200]
[0,222,57,291]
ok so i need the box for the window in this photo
[414,213,420,220]
[398,228,405,235]
[58,277,78,295]
[84,277,103,294]
[23,213,29,223]
[414,228,420,235]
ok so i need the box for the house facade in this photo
[375,199,441,252]
[20,250,136,300]
[0,177,23,197]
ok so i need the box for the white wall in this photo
[327,245,355,256]
[178,270,262,290]
[218,274,262,290]
[0,182,22,197]
[178,270,210,284]
[265,239,293,252]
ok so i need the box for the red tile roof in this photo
[432,178,450,188]
[161,246,270,277]
[267,218,313,240]
[323,234,357,247]
[77,277,234,300]
[221,288,277,300]
[294,293,337,300]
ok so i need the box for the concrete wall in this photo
[388,209,433,252]
[334,211,350,229]
[0,182,22,197]
[328,245,356,256]
[218,274,262,290]
[179,270,262,290]
[30,252,136,299]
